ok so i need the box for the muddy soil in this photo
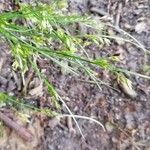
[0,0,150,150]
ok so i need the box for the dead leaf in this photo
[0,3,4,12]
[117,74,137,99]
[29,84,43,97]
[17,112,30,124]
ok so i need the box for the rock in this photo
[0,76,7,85]
[48,118,60,129]
[125,113,136,130]
[135,22,147,34]
[105,122,115,132]
[7,80,16,92]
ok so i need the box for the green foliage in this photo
[0,92,57,116]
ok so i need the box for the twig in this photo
[0,58,5,72]
[22,69,34,95]
[0,111,33,142]
[58,96,85,139]
[12,71,22,91]
[59,114,106,132]
[115,2,123,27]
[90,7,108,16]
[107,0,112,14]
[67,117,76,135]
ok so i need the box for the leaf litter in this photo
[0,0,150,150]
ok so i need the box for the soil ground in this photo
[0,0,150,150]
